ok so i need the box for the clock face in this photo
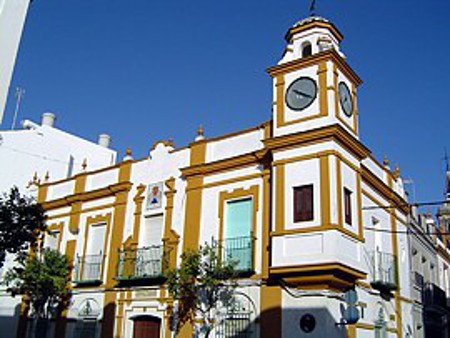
[285,77,317,111]
[338,82,353,117]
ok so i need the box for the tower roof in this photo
[285,15,344,43]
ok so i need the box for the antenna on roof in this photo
[443,148,450,199]
[11,87,25,130]
[309,0,317,16]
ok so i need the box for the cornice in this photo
[361,166,409,215]
[267,49,362,87]
[41,181,132,210]
[264,124,370,160]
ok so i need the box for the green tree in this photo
[4,248,71,335]
[0,187,47,268]
[165,243,237,338]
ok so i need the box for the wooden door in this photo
[133,316,161,338]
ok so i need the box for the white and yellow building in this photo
[17,16,418,338]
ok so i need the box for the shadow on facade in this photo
[0,303,20,338]
[213,306,347,338]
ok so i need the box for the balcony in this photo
[116,245,164,283]
[73,254,103,285]
[422,283,448,312]
[369,251,397,292]
[216,236,254,274]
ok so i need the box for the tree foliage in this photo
[4,248,71,320]
[0,187,47,268]
[165,243,237,338]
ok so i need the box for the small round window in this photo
[299,314,316,333]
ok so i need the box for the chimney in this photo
[98,133,111,148]
[41,112,56,127]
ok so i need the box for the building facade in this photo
[13,16,422,338]
[0,112,116,338]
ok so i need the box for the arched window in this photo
[302,42,312,58]
[75,299,101,338]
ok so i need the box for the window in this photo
[44,231,59,250]
[293,185,314,222]
[302,42,312,58]
[141,215,163,247]
[224,198,253,272]
[344,188,352,225]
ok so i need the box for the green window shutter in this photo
[225,197,253,239]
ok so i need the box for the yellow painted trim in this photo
[163,177,180,271]
[271,223,364,242]
[318,61,329,118]
[42,181,132,210]
[264,124,370,160]
[356,171,364,240]
[218,185,259,273]
[201,173,262,190]
[275,62,328,129]
[101,160,132,338]
[46,202,116,220]
[181,149,265,178]
[260,285,282,338]
[267,50,362,87]
[320,155,331,226]
[47,221,64,251]
[336,156,343,227]
[275,75,285,128]
[261,168,271,279]
[54,239,77,338]
[352,84,359,134]
[285,21,344,42]
[132,184,146,243]
[275,164,285,233]
[79,213,112,283]
[361,165,409,214]
[182,141,207,251]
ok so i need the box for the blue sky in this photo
[3,0,450,207]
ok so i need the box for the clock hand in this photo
[293,89,312,98]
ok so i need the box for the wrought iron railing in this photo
[422,282,448,309]
[216,236,254,273]
[369,250,397,291]
[116,245,164,281]
[73,254,103,284]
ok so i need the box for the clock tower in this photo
[267,16,362,138]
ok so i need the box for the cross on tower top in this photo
[309,0,317,16]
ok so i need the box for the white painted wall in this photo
[0,118,117,195]
[0,0,30,124]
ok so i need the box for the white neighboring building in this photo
[0,111,116,338]
[0,0,32,124]
[0,112,117,195]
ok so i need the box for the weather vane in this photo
[309,0,316,16]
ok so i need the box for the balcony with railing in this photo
[73,254,104,285]
[369,251,397,292]
[422,283,448,312]
[215,236,254,274]
[116,245,165,283]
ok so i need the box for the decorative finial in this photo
[33,171,38,182]
[123,147,133,161]
[198,124,204,136]
[393,165,401,180]
[44,171,50,182]
[195,124,205,142]
[383,155,390,167]
[82,158,87,171]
